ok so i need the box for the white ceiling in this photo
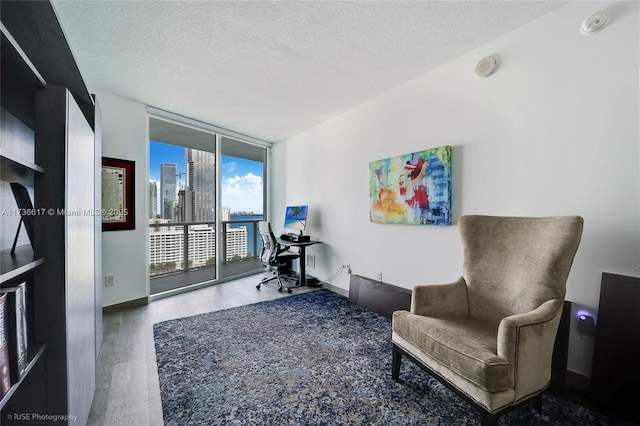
[52,1,566,143]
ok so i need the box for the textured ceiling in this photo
[52,1,566,142]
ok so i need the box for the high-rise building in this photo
[148,225,248,271]
[177,189,186,223]
[149,181,158,219]
[160,163,177,221]
[221,207,230,222]
[186,149,215,222]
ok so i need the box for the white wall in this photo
[95,90,149,306]
[277,1,639,376]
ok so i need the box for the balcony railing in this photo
[149,219,263,278]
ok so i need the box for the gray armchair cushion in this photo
[393,310,509,392]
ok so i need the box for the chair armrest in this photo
[497,299,564,397]
[410,277,468,317]
[276,245,291,256]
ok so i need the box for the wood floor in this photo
[87,272,321,426]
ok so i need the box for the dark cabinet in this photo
[590,272,640,423]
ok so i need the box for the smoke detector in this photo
[475,56,497,78]
[580,11,609,35]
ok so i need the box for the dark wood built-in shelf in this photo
[0,151,44,188]
[0,23,46,86]
[0,245,43,285]
[0,344,46,410]
[0,23,46,130]
[0,149,44,174]
[1,2,94,129]
[1,3,99,423]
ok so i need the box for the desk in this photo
[277,238,323,287]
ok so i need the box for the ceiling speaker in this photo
[581,11,609,35]
[475,56,497,78]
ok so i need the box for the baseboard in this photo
[321,281,348,297]
[348,274,411,319]
[102,296,149,315]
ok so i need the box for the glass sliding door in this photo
[219,136,267,279]
[148,117,217,294]
[148,115,270,296]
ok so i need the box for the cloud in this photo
[223,173,263,195]
[223,161,239,173]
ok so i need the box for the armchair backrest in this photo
[459,215,583,322]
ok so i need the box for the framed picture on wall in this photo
[369,145,452,225]
[102,157,135,231]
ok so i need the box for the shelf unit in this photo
[0,344,45,410]
[0,21,46,131]
[0,5,48,421]
[1,2,99,424]
[0,147,45,284]
[1,150,45,181]
[0,246,44,285]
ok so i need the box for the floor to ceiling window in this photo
[219,136,267,279]
[148,114,268,295]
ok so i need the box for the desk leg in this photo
[298,246,307,286]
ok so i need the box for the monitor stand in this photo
[281,229,309,242]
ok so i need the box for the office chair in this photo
[257,221,300,293]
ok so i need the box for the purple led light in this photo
[576,309,596,324]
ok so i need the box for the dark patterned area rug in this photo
[154,290,630,425]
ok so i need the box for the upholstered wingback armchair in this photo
[392,215,583,426]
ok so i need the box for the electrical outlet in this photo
[343,264,351,274]
[105,275,114,287]
[377,272,382,281]
[306,254,316,269]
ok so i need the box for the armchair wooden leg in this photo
[532,393,543,414]
[480,411,498,426]
[392,344,402,381]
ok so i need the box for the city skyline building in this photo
[149,225,248,273]
[177,189,186,223]
[221,207,230,222]
[160,163,177,221]
[186,148,215,223]
[149,181,158,219]
[150,146,257,279]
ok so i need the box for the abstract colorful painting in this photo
[369,146,451,225]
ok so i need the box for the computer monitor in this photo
[284,205,308,233]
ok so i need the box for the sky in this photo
[149,141,264,214]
